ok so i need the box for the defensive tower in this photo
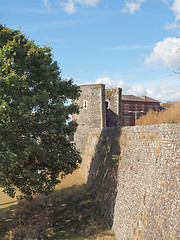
[74,84,122,151]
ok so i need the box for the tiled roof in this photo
[122,95,160,103]
[138,96,161,103]
[122,95,144,101]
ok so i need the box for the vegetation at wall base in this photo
[0,24,81,199]
[136,102,180,125]
[1,185,116,240]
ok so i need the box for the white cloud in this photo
[94,77,148,96]
[122,2,140,14]
[171,0,180,21]
[165,21,180,29]
[165,0,180,29]
[147,84,180,102]
[76,0,101,7]
[122,0,145,14]
[60,0,101,14]
[61,0,76,14]
[145,37,180,67]
[93,77,180,102]
[43,0,51,10]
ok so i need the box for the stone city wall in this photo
[79,123,180,240]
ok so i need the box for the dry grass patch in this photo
[1,185,116,240]
[0,168,86,239]
[136,102,180,125]
[0,188,18,239]
[0,148,116,240]
[55,168,86,190]
[0,188,17,209]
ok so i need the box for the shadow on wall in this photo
[106,109,119,127]
[87,128,121,227]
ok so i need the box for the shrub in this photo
[3,196,51,240]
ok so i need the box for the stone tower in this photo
[105,88,122,127]
[74,84,122,151]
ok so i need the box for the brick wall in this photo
[122,100,160,126]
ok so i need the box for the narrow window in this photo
[106,101,109,109]
[83,100,87,109]
[124,104,129,113]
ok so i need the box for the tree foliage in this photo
[0,25,81,199]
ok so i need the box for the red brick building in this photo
[121,95,160,126]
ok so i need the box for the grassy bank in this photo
[0,176,116,240]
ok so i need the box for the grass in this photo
[0,188,17,209]
[0,188,18,239]
[0,171,116,240]
[0,203,16,239]
[136,102,180,125]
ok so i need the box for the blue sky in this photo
[1,0,180,102]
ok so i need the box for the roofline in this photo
[122,95,160,103]
[79,83,105,87]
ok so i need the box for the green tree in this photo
[0,25,81,199]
